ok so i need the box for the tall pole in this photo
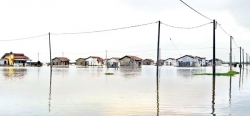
[243,49,244,69]
[240,47,241,69]
[230,36,232,71]
[49,32,52,71]
[213,20,216,77]
[156,21,161,78]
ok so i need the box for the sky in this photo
[0,0,249,63]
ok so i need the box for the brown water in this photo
[0,65,249,115]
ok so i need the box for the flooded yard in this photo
[0,65,249,115]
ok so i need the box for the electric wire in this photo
[180,0,213,21]
[161,22,212,29]
[51,21,158,35]
[169,38,181,56]
[218,24,231,36]
[0,34,47,41]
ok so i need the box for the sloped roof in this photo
[75,58,85,61]
[87,56,103,62]
[53,57,70,61]
[143,59,154,62]
[176,55,206,60]
[119,55,142,61]
[166,58,176,60]
[108,57,120,61]
[1,53,29,59]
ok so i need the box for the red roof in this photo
[143,59,154,62]
[54,57,70,61]
[1,53,29,59]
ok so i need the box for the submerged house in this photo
[1,52,29,66]
[119,55,142,67]
[85,56,103,66]
[165,58,177,66]
[176,55,206,67]
[156,59,165,66]
[75,58,86,66]
[52,57,70,66]
[208,58,223,66]
[107,57,120,67]
[0,58,8,66]
[143,59,154,65]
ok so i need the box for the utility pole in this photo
[49,32,52,71]
[243,49,244,69]
[240,47,242,69]
[230,36,232,71]
[213,20,216,77]
[156,21,161,78]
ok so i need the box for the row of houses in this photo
[0,52,223,67]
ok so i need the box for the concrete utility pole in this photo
[240,47,242,69]
[213,20,216,77]
[156,21,161,78]
[49,32,52,71]
[230,36,232,71]
[243,49,244,69]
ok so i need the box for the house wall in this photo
[52,58,69,65]
[177,56,200,67]
[76,59,86,66]
[85,57,102,66]
[4,54,14,65]
[165,59,176,66]
[143,60,153,65]
[107,58,120,66]
[0,59,8,66]
[120,57,141,66]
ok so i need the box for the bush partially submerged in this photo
[195,71,239,76]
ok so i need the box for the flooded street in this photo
[0,65,250,115]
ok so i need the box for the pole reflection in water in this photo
[242,68,244,87]
[229,76,232,107]
[239,69,242,90]
[211,75,215,115]
[49,70,52,112]
[156,75,159,116]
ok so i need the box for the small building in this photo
[85,56,103,66]
[107,57,120,68]
[119,55,142,67]
[75,58,86,66]
[156,59,165,66]
[52,57,70,65]
[1,52,29,66]
[0,58,8,66]
[176,55,206,67]
[165,58,177,66]
[208,58,223,66]
[143,59,154,65]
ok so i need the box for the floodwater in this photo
[0,65,249,116]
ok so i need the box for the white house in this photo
[85,56,103,66]
[176,55,206,67]
[107,57,120,67]
[165,58,177,66]
[0,58,8,66]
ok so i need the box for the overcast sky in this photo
[1,0,249,62]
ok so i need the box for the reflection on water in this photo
[2,67,27,78]
[211,76,216,115]
[1,66,250,115]
[176,68,206,77]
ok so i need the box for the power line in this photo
[217,24,230,36]
[161,22,212,29]
[0,34,47,41]
[180,0,213,21]
[169,38,181,56]
[51,21,158,35]
[232,37,239,48]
